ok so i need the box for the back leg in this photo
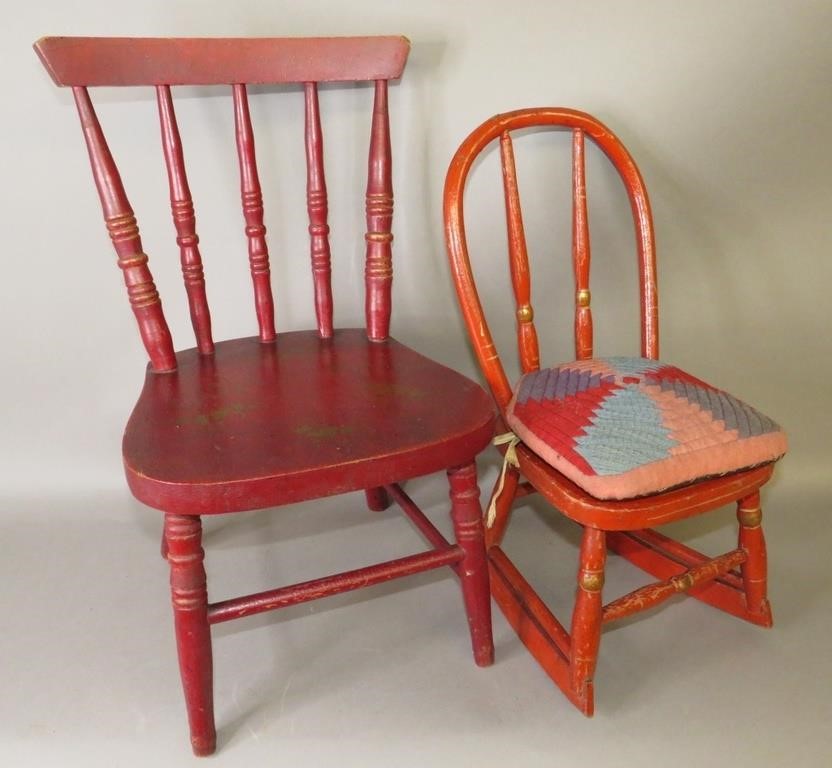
[737,491,772,626]
[365,486,391,511]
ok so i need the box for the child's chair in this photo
[443,107,786,715]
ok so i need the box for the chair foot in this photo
[191,734,217,758]
[365,486,391,512]
[575,681,595,717]
[448,462,494,667]
[165,514,216,756]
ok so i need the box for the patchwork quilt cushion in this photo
[506,357,787,500]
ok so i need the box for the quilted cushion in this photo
[506,357,787,500]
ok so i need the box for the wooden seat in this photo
[443,107,785,715]
[125,330,494,513]
[35,36,494,756]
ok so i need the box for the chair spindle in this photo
[304,82,334,338]
[499,130,540,373]
[365,80,394,342]
[156,85,214,355]
[572,128,593,360]
[72,86,176,372]
[232,84,276,343]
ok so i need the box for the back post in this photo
[572,128,593,360]
[233,83,277,343]
[156,85,214,355]
[73,86,177,372]
[364,80,394,341]
[304,82,334,338]
[499,130,540,374]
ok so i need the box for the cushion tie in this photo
[486,432,520,527]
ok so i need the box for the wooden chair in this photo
[35,36,494,756]
[443,108,786,715]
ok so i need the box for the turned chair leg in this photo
[448,462,494,667]
[164,514,216,756]
[570,526,606,715]
[160,528,168,560]
[737,492,772,625]
[365,486,391,512]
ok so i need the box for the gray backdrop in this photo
[2,2,829,766]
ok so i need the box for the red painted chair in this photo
[35,36,494,755]
[443,108,786,715]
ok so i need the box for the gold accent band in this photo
[579,570,604,592]
[671,572,695,592]
[739,506,762,527]
[118,253,149,269]
[365,232,394,243]
[577,289,591,308]
[517,305,534,322]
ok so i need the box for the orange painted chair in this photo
[443,108,786,714]
[35,36,494,755]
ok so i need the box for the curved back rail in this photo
[35,36,410,370]
[444,108,659,412]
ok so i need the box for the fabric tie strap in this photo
[486,432,520,527]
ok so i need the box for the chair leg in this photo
[569,526,606,715]
[448,462,494,667]
[160,527,168,560]
[365,486,391,512]
[164,514,216,756]
[737,492,772,625]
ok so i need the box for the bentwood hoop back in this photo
[36,36,494,755]
[444,107,784,714]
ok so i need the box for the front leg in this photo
[448,462,494,667]
[165,513,215,756]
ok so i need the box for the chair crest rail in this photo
[34,36,410,86]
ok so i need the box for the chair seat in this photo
[124,329,495,514]
[506,357,787,500]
